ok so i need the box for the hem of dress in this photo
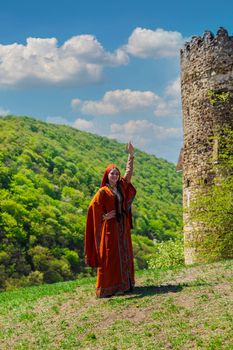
[96,281,135,298]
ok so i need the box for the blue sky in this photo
[1,0,233,163]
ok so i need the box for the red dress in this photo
[85,159,136,297]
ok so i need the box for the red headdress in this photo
[100,164,120,188]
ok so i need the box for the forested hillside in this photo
[0,116,182,288]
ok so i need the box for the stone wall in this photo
[181,27,233,264]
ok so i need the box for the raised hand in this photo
[126,141,134,156]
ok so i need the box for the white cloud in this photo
[125,27,185,58]
[110,119,182,142]
[165,77,181,97]
[81,100,118,115]
[46,115,95,132]
[109,119,182,161]
[109,120,152,148]
[154,98,181,117]
[71,98,82,109]
[0,107,10,116]
[0,28,185,88]
[0,28,186,88]
[72,89,160,116]
[0,35,128,88]
[153,77,181,117]
[62,35,128,66]
[72,82,182,118]
[46,116,71,125]
[73,118,94,131]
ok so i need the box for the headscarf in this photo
[100,164,121,188]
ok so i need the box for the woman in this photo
[85,142,136,297]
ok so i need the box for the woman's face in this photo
[108,168,119,186]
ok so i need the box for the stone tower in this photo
[180,28,233,264]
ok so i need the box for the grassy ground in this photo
[0,260,232,350]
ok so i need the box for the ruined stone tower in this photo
[180,28,233,264]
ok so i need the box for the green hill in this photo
[0,260,232,349]
[0,115,182,288]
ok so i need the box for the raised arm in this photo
[124,141,134,183]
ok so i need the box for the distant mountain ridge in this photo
[0,115,182,288]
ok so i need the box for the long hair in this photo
[100,164,124,222]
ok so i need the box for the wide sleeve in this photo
[84,190,105,267]
[120,177,136,229]
[123,154,134,183]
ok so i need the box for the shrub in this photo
[63,249,80,270]
[43,270,63,284]
[148,239,184,269]
[4,271,44,290]
[27,271,44,285]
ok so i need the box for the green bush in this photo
[26,271,44,285]
[63,248,80,270]
[43,270,63,284]
[148,239,184,269]
[4,271,44,291]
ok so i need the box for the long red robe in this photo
[85,177,136,297]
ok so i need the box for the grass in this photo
[0,260,232,349]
